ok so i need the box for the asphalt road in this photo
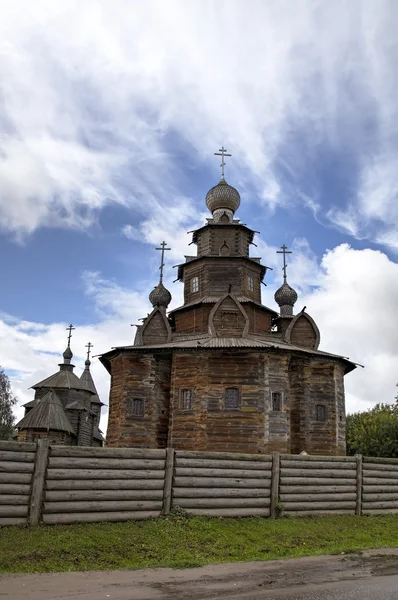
[1,550,398,600]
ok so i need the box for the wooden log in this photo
[281,460,355,470]
[48,457,166,470]
[0,505,28,517]
[0,517,27,526]
[0,462,34,474]
[43,511,160,525]
[47,469,165,480]
[0,451,35,463]
[177,451,272,462]
[45,479,165,491]
[162,448,174,515]
[280,454,354,462]
[173,488,269,498]
[174,477,271,489]
[0,473,32,484]
[29,438,49,527]
[281,501,355,511]
[0,495,30,505]
[362,469,398,479]
[281,468,356,479]
[361,462,398,472]
[175,468,271,479]
[280,485,355,494]
[362,477,398,486]
[43,500,162,514]
[362,508,398,515]
[50,447,166,459]
[176,458,272,471]
[45,489,164,502]
[363,493,398,501]
[270,452,280,519]
[0,441,36,452]
[279,493,356,502]
[362,500,398,509]
[0,483,31,495]
[363,485,398,494]
[284,509,354,516]
[363,457,398,465]
[281,477,356,486]
[175,497,270,509]
[356,454,362,516]
[184,508,270,518]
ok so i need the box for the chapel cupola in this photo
[274,245,298,317]
[206,147,240,223]
[148,241,172,309]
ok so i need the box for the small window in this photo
[130,398,145,417]
[180,389,193,410]
[248,277,254,292]
[191,277,199,293]
[224,387,240,410]
[272,391,282,411]
[316,404,327,422]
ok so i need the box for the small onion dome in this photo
[274,281,298,317]
[205,179,241,216]
[149,282,172,308]
[63,346,73,361]
[84,358,91,368]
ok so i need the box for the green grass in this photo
[0,514,398,573]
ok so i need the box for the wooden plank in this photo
[356,454,362,516]
[270,452,280,519]
[362,508,398,515]
[281,468,356,479]
[280,485,355,494]
[176,451,272,462]
[0,473,32,484]
[0,517,28,526]
[0,441,36,452]
[47,469,165,480]
[363,485,398,493]
[362,501,398,509]
[282,501,355,511]
[280,455,354,462]
[50,447,166,459]
[363,477,398,486]
[280,493,356,502]
[361,462,398,472]
[0,483,31,495]
[162,448,174,515]
[281,477,356,486]
[48,457,166,470]
[176,458,272,470]
[29,438,49,527]
[185,508,270,518]
[362,469,398,479]
[175,497,270,509]
[363,493,398,501]
[45,479,164,491]
[45,489,164,502]
[0,462,34,474]
[281,460,355,470]
[173,488,269,498]
[0,505,28,517]
[175,468,271,478]
[174,476,271,489]
[364,457,398,465]
[0,451,35,463]
[284,510,354,516]
[43,500,162,514]
[0,495,30,505]
[43,510,160,525]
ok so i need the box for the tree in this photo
[0,367,17,440]
[346,403,398,458]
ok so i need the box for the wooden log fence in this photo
[2,440,398,526]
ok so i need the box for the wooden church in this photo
[101,149,356,455]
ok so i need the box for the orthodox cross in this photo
[276,244,292,282]
[156,241,171,284]
[214,146,231,180]
[66,324,75,347]
[85,342,93,361]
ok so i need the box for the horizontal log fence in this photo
[1,440,398,526]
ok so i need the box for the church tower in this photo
[101,148,355,455]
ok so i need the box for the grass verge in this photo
[0,514,398,573]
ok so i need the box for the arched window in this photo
[224,387,240,410]
[272,391,282,411]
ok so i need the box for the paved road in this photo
[1,550,398,600]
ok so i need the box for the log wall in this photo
[0,441,36,526]
[362,457,398,515]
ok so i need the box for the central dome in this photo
[205,179,241,216]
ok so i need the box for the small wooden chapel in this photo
[101,148,356,455]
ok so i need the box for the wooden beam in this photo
[162,448,175,515]
[29,439,49,527]
[270,452,280,518]
[355,454,363,516]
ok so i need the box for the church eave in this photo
[192,223,257,245]
[175,256,269,282]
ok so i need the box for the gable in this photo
[286,312,320,349]
[141,308,171,345]
[209,294,249,337]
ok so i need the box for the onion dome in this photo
[63,345,73,362]
[206,179,241,220]
[274,281,298,317]
[149,282,172,308]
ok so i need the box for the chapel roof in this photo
[80,358,104,405]
[16,390,75,435]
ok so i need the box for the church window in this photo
[130,398,145,417]
[180,389,193,410]
[224,387,240,410]
[272,391,282,411]
[248,277,254,292]
[191,277,199,293]
[316,404,327,422]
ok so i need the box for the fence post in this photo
[355,454,363,516]
[29,439,49,526]
[162,447,175,515]
[270,452,280,518]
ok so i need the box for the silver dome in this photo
[149,282,172,308]
[205,179,241,215]
[274,281,298,307]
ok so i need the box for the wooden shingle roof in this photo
[16,390,75,435]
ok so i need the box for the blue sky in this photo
[0,0,397,430]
